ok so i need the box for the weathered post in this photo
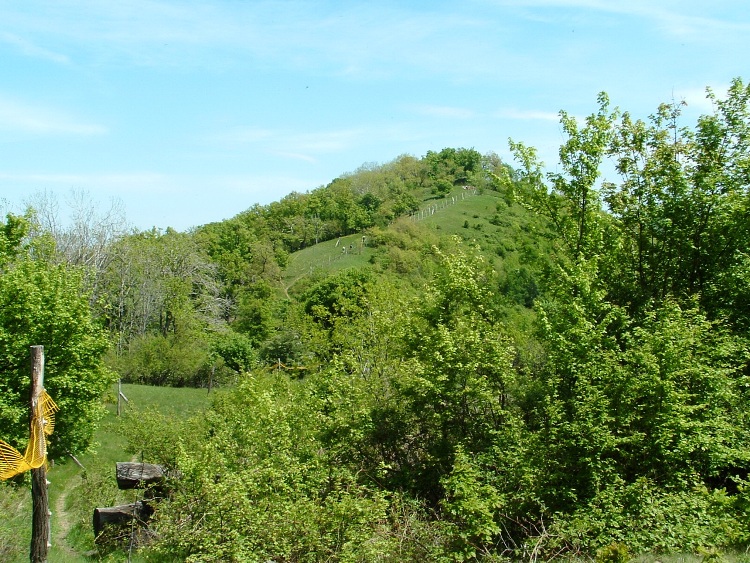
[117,379,129,417]
[29,345,50,563]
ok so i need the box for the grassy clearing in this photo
[632,553,750,563]
[117,382,214,415]
[420,190,497,230]
[1,383,212,562]
[283,232,377,296]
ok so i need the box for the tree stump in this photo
[115,462,166,490]
[93,501,154,537]
[93,461,177,546]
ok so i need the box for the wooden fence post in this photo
[117,379,129,416]
[29,345,50,563]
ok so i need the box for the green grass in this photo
[280,189,507,295]
[282,232,377,296]
[117,382,215,415]
[1,383,213,562]
[541,553,750,563]
[282,187,546,277]
[632,553,750,563]
[0,482,31,562]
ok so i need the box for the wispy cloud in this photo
[217,173,322,199]
[0,32,70,64]
[600,2,750,39]
[213,127,275,144]
[490,0,750,39]
[674,83,730,114]
[0,172,167,194]
[209,125,368,162]
[0,96,107,136]
[271,151,318,164]
[286,129,366,153]
[411,104,560,123]
[0,171,325,229]
[4,0,747,87]
[1,1,507,80]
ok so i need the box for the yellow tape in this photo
[0,391,58,480]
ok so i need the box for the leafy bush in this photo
[111,332,211,387]
[211,330,257,374]
[303,268,374,329]
[548,479,747,555]
[139,372,399,562]
[596,542,629,563]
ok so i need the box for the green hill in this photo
[282,186,553,305]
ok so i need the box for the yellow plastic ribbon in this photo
[0,390,58,480]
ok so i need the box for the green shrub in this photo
[546,479,747,555]
[596,542,630,563]
[111,332,212,387]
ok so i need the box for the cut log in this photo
[93,501,154,537]
[115,462,166,489]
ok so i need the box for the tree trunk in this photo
[29,345,50,563]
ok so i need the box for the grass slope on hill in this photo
[282,187,553,305]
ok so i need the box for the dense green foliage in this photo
[125,79,749,560]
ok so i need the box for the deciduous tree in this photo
[0,214,113,458]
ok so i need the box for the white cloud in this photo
[270,151,318,164]
[287,129,367,153]
[1,1,509,80]
[674,83,730,114]
[209,125,367,156]
[0,172,168,195]
[0,96,107,136]
[0,170,325,230]
[217,173,321,199]
[212,126,275,144]
[3,0,747,88]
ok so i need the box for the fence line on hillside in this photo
[286,187,478,294]
[408,187,477,223]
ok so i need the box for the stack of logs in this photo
[93,462,169,543]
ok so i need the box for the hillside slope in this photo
[282,187,554,305]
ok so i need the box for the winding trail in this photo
[53,484,77,558]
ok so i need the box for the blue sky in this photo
[1,0,749,231]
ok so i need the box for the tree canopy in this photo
[0,213,113,459]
